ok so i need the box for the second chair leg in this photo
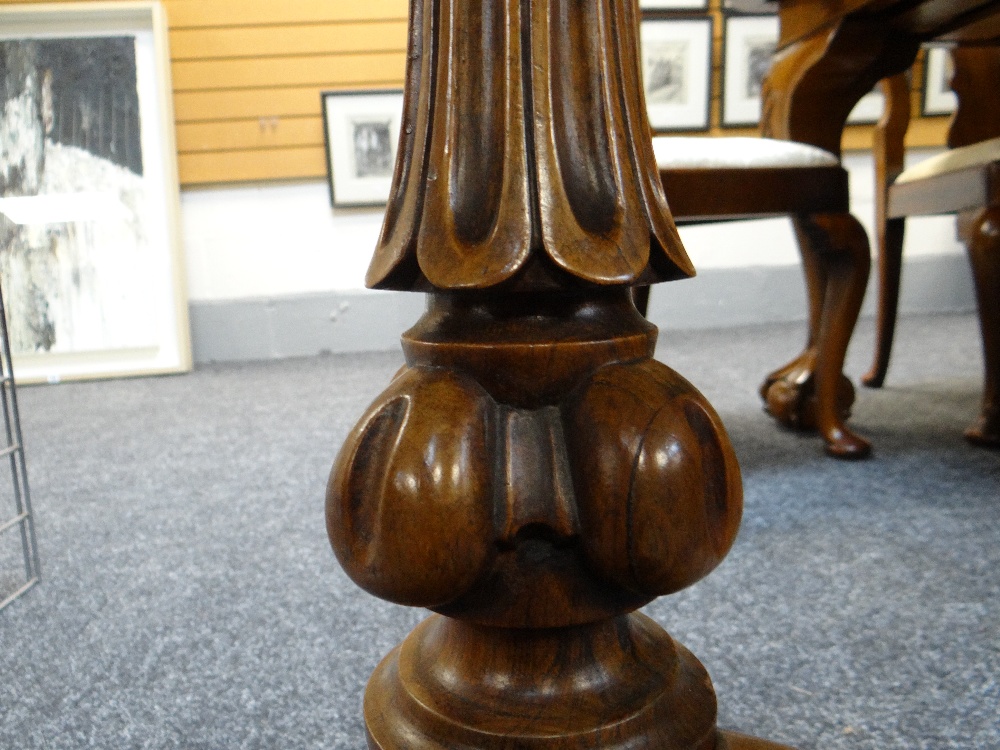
[959,206,1000,447]
[862,216,906,388]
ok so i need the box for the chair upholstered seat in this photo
[895,135,1000,184]
[653,136,839,170]
[887,139,1000,219]
[652,136,850,223]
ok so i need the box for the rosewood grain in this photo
[327,0,799,747]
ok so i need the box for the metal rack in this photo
[0,278,39,611]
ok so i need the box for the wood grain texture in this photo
[325,1,797,747]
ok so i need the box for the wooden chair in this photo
[864,48,1000,447]
[639,135,872,458]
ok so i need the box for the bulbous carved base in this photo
[330,292,797,749]
[364,613,795,750]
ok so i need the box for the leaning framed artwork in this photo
[321,89,404,208]
[0,1,190,384]
[922,46,957,116]
[639,17,713,132]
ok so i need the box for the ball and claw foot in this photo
[760,355,872,459]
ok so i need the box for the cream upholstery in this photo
[652,136,839,170]
[895,136,1000,184]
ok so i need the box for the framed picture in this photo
[722,14,883,127]
[721,15,778,127]
[322,89,404,208]
[640,0,709,10]
[922,46,957,116]
[639,18,713,132]
[0,1,190,384]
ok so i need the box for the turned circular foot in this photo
[364,613,719,750]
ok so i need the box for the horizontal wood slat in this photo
[172,52,407,91]
[174,86,329,122]
[162,0,408,28]
[170,21,408,60]
[176,116,323,152]
[179,146,328,184]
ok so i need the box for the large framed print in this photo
[721,15,778,127]
[322,89,404,208]
[922,46,957,116]
[0,1,190,384]
[721,14,882,127]
[640,18,713,132]
[640,0,709,10]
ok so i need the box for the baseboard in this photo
[188,254,975,363]
[648,251,975,331]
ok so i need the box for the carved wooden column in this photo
[327,1,794,747]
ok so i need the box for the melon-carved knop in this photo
[328,310,741,625]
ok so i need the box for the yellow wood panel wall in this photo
[2,0,948,186]
[0,0,409,184]
[164,0,409,185]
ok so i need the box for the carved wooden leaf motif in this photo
[366,0,695,291]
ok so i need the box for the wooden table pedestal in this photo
[326,1,801,747]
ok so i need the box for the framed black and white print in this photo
[322,89,404,208]
[639,18,713,132]
[721,15,778,127]
[922,46,957,116]
[0,2,190,384]
[640,0,709,11]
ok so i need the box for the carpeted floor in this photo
[1,312,997,749]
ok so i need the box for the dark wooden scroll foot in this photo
[760,356,870,458]
[758,212,872,459]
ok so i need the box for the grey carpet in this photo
[0,312,996,750]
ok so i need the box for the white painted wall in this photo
[178,148,963,303]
